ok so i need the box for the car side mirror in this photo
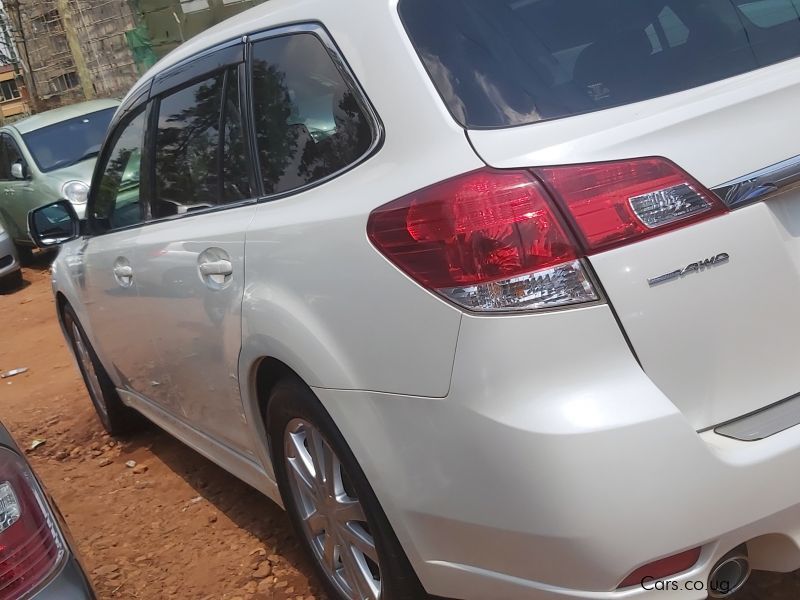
[27,200,80,248]
[10,162,26,180]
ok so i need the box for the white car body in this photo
[46,0,800,598]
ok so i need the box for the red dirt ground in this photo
[0,262,323,598]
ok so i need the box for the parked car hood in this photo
[45,159,96,189]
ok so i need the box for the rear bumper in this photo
[316,304,800,600]
[0,230,20,279]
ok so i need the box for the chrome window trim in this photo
[713,153,800,209]
[247,22,385,203]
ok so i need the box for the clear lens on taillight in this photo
[0,448,64,600]
[439,260,597,312]
[535,158,727,253]
[0,483,21,533]
[367,169,599,312]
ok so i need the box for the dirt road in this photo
[0,261,796,599]
[0,263,322,598]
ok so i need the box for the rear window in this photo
[399,0,800,128]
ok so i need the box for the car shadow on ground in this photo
[0,276,30,295]
[116,423,325,596]
[0,250,56,295]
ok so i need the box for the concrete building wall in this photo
[71,0,139,98]
[8,0,83,108]
[7,0,269,111]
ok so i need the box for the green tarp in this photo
[125,23,158,74]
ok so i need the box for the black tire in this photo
[0,269,22,291]
[268,376,426,600]
[14,244,34,266]
[62,304,146,435]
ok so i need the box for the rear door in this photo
[400,0,800,430]
[132,45,258,457]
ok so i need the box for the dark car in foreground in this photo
[0,422,93,599]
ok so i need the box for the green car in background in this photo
[0,99,120,259]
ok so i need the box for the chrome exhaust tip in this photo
[708,546,751,599]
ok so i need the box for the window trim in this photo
[85,21,383,236]
[247,22,384,203]
[151,40,244,98]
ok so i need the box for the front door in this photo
[78,105,159,400]
[133,57,258,457]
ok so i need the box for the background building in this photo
[0,0,267,113]
[0,63,26,119]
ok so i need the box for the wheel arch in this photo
[54,291,71,338]
[240,354,309,490]
[253,356,296,432]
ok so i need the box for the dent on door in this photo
[133,228,254,457]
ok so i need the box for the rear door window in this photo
[152,66,251,219]
[399,0,800,128]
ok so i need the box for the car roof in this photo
[12,99,121,135]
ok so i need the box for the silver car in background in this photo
[0,219,20,288]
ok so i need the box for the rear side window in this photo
[153,66,251,219]
[250,33,374,196]
[399,0,800,128]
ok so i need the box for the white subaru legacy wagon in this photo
[29,0,800,598]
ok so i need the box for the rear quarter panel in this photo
[239,0,482,399]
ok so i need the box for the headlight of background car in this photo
[61,181,89,204]
[0,221,5,235]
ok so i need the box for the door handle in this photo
[198,259,233,277]
[113,264,133,287]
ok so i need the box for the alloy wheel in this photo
[284,418,381,600]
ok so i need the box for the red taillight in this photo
[0,448,63,600]
[367,169,597,312]
[369,169,578,287]
[535,158,727,253]
[367,158,726,312]
[617,547,702,589]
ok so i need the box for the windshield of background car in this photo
[398,0,800,128]
[22,107,116,172]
